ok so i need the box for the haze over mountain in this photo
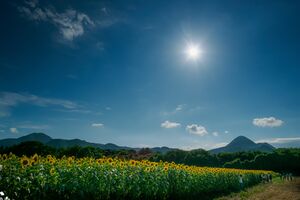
[210,136,275,154]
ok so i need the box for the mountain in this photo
[0,133,174,153]
[210,136,275,154]
[151,146,177,154]
[0,133,52,147]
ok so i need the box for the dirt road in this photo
[216,178,300,200]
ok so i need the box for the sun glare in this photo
[185,43,202,61]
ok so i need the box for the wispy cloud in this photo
[188,106,205,112]
[0,92,77,108]
[253,117,283,127]
[0,92,106,118]
[56,109,93,114]
[18,0,94,41]
[91,123,104,127]
[10,127,19,134]
[210,142,229,149]
[161,121,181,129]
[256,137,300,144]
[66,74,78,79]
[18,124,49,130]
[96,41,105,51]
[181,141,228,150]
[162,104,186,116]
[0,107,10,117]
[175,104,184,112]
[212,131,219,137]
[142,25,155,30]
[186,124,208,136]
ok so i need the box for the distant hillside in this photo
[0,133,176,153]
[210,136,275,154]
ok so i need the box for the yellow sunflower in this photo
[20,156,31,168]
[31,154,39,164]
[129,160,137,166]
[50,167,56,175]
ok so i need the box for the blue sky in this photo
[0,0,299,149]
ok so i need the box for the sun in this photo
[185,43,203,61]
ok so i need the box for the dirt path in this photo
[216,178,300,200]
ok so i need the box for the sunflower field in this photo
[0,153,275,200]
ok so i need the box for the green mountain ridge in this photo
[0,133,176,153]
[0,133,275,154]
[209,136,275,154]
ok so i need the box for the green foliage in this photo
[223,148,300,174]
[0,154,272,200]
[152,149,300,175]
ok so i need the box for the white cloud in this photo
[212,131,219,137]
[161,121,181,129]
[253,117,283,127]
[186,124,208,136]
[18,0,94,41]
[255,137,300,144]
[91,123,104,127]
[0,92,77,109]
[224,130,229,134]
[10,128,18,134]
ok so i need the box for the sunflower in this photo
[46,155,56,164]
[31,154,39,164]
[145,167,151,172]
[50,167,56,175]
[20,156,31,168]
[47,155,54,162]
[67,157,74,163]
[164,166,169,171]
[96,158,104,164]
[129,160,137,166]
[119,162,125,168]
[1,154,8,160]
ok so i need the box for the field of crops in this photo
[0,153,274,200]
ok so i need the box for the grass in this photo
[214,177,284,200]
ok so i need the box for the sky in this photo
[0,0,300,150]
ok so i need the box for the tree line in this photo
[150,148,300,175]
[1,141,299,175]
